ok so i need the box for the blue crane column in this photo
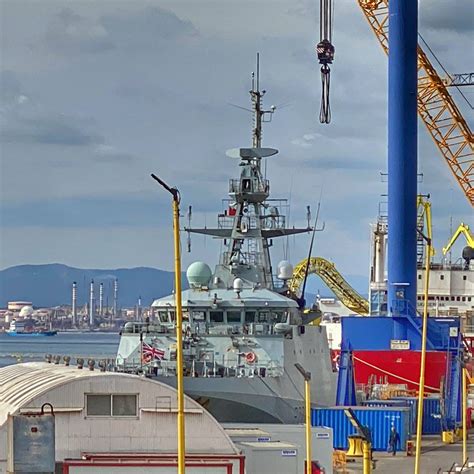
[388,0,418,338]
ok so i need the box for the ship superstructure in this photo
[116,65,336,423]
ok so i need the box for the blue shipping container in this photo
[394,396,441,435]
[312,406,411,451]
[361,399,416,435]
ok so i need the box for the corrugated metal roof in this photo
[0,362,162,427]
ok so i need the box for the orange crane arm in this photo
[358,0,474,207]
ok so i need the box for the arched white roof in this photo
[0,362,238,455]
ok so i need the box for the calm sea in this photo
[0,332,120,368]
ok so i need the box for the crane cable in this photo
[317,0,335,123]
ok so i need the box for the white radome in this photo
[277,260,294,280]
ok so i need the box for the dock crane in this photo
[442,223,474,269]
[357,0,474,207]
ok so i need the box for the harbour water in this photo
[0,332,120,368]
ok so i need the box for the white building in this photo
[0,362,242,473]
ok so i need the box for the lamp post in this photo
[295,363,312,474]
[414,229,433,474]
[151,173,185,474]
[462,367,468,466]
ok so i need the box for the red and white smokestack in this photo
[99,282,104,316]
[72,281,77,326]
[89,280,95,327]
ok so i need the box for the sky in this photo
[0,0,473,282]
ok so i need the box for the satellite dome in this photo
[186,261,212,288]
[277,260,294,280]
[19,305,34,317]
[233,278,243,292]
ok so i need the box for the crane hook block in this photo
[316,39,335,65]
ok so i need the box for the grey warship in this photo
[116,67,337,423]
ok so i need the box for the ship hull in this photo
[153,370,333,424]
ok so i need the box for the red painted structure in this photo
[331,349,450,393]
[352,350,448,393]
[62,453,245,474]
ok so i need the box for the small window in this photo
[227,311,241,323]
[112,395,137,416]
[418,275,422,280]
[440,275,444,280]
[86,394,137,417]
[463,275,467,281]
[462,297,466,302]
[87,395,111,416]
[245,311,256,323]
[456,296,460,302]
[191,311,206,321]
[210,311,224,323]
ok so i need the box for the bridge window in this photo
[227,311,241,323]
[191,310,206,321]
[463,275,467,281]
[210,311,224,323]
[440,275,444,280]
[245,311,256,323]
[157,311,168,323]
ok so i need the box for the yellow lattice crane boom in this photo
[289,257,369,315]
[442,223,474,255]
[358,0,474,207]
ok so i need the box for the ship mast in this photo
[186,56,311,290]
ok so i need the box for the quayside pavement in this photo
[336,430,474,473]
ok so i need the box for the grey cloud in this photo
[2,115,104,146]
[0,70,22,105]
[44,8,115,55]
[43,5,198,55]
[101,6,198,45]
[420,0,473,33]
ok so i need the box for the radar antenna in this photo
[250,53,276,148]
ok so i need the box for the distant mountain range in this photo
[0,264,183,308]
[0,263,368,309]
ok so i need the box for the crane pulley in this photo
[317,0,335,123]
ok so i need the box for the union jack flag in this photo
[142,341,165,360]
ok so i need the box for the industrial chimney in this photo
[113,279,118,320]
[72,281,77,326]
[99,282,104,317]
[89,280,95,327]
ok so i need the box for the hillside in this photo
[0,263,367,309]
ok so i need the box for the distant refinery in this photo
[0,278,153,333]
